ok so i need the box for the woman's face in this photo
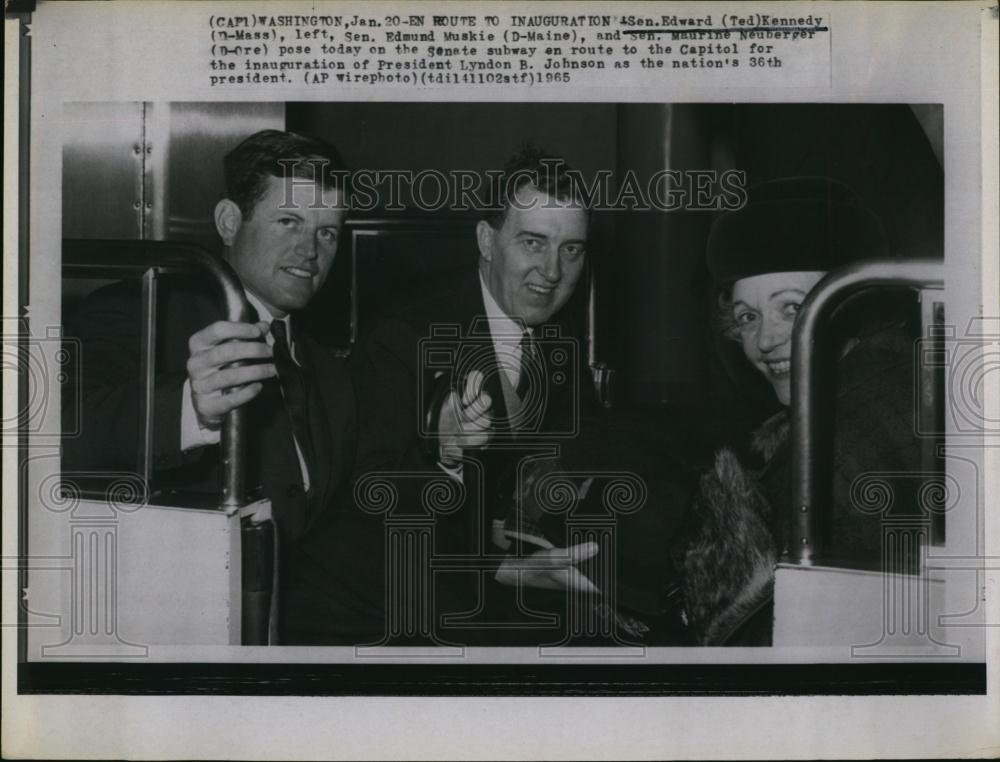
[730,271,827,405]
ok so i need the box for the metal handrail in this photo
[789,258,944,565]
[63,239,252,508]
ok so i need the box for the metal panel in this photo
[61,102,284,248]
[772,563,954,652]
[147,102,285,251]
[62,102,145,240]
[26,501,241,655]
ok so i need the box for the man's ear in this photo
[475,220,495,263]
[214,199,243,246]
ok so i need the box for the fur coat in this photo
[679,412,788,646]
[678,325,920,646]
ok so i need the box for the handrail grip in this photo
[63,239,251,509]
[790,258,944,565]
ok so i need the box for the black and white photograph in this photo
[47,99,953,652]
[4,2,998,760]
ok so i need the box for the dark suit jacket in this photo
[339,271,589,644]
[353,271,582,536]
[63,274,362,638]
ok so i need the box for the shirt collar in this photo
[478,272,529,349]
[245,290,294,357]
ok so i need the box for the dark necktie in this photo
[515,329,539,401]
[269,319,314,491]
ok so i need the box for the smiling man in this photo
[477,181,587,328]
[178,132,354,539]
[434,159,589,461]
[64,130,363,641]
[343,147,601,645]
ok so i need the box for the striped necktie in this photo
[515,329,539,402]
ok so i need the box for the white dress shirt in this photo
[479,275,539,550]
[478,272,531,391]
[438,276,532,486]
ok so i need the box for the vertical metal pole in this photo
[215,254,252,510]
[790,305,821,566]
[586,262,616,408]
[221,417,246,508]
[586,264,597,369]
[220,295,249,510]
[138,268,158,488]
[919,291,946,545]
[349,231,359,351]
[791,260,944,565]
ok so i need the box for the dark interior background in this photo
[63,101,943,437]
[285,102,943,450]
[62,102,944,454]
[61,101,944,594]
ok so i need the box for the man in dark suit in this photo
[63,129,365,641]
[345,148,601,645]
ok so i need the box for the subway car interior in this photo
[35,101,962,654]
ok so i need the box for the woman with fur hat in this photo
[678,177,924,645]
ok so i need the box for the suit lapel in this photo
[250,371,308,540]
[295,326,357,519]
[295,330,332,504]
[459,276,511,433]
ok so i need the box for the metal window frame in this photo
[789,258,945,565]
[62,239,252,509]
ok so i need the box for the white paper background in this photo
[3,1,998,758]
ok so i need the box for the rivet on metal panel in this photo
[146,145,153,154]
[132,201,141,209]
[145,202,153,210]
[133,145,141,155]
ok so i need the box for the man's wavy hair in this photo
[483,144,588,229]
[223,129,351,220]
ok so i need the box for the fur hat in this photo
[707,176,888,290]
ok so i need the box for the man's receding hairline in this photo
[488,183,588,230]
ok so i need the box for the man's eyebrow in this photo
[769,288,809,300]
[515,229,550,239]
